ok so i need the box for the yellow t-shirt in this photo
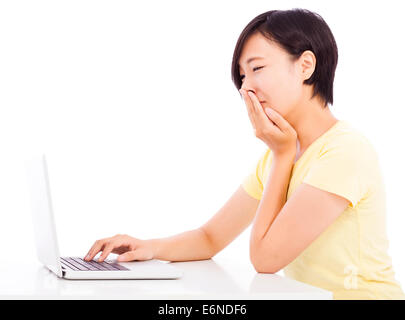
[241,120,405,300]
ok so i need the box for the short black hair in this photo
[231,8,338,108]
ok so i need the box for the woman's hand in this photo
[240,89,297,159]
[84,234,155,262]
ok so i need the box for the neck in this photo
[288,96,339,157]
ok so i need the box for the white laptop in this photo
[24,154,183,280]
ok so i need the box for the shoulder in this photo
[320,121,377,160]
[303,121,379,207]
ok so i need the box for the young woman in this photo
[84,8,404,300]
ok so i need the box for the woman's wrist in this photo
[143,238,160,259]
[273,149,296,164]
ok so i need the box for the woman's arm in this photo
[249,154,294,266]
[249,152,350,273]
[86,184,261,263]
[153,184,261,261]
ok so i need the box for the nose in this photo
[240,84,254,94]
[240,87,256,99]
[240,79,256,96]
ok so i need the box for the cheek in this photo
[265,71,300,111]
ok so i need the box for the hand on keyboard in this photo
[61,257,129,271]
[84,234,156,262]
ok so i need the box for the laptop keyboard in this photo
[60,257,129,271]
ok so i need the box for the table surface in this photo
[0,255,333,299]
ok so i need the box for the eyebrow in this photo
[238,56,265,67]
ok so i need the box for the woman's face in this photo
[238,32,305,119]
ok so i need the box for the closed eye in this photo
[240,66,264,81]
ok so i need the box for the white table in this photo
[0,256,333,299]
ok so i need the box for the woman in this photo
[84,8,404,300]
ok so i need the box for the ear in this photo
[300,50,316,81]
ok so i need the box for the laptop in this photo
[24,154,183,280]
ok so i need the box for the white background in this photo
[1,0,404,287]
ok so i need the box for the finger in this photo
[117,250,138,262]
[97,242,115,262]
[246,91,262,114]
[118,248,153,262]
[240,89,253,118]
[247,91,279,133]
[84,239,107,261]
[264,107,294,133]
[240,89,257,132]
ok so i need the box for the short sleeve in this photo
[302,135,371,207]
[241,149,270,200]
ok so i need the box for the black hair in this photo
[231,8,338,108]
